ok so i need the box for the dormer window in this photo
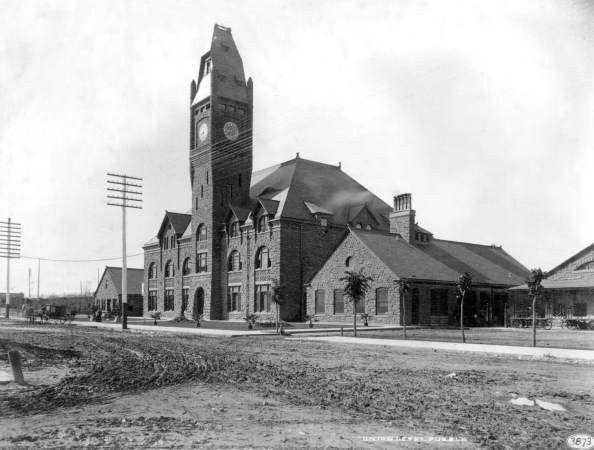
[257,216,268,233]
[229,220,240,238]
[205,58,212,74]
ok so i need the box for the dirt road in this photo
[0,322,592,449]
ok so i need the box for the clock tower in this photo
[189,24,253,319]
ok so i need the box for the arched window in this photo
[229,220,240,238]
[365,224,373,231]
[182,258,192,275]
[170,235,176,248]
[228,250,242,271]
[164,260,175,278]
[197,223,207,241]
[345,256,352,267]
[163,237,168,249]
[148,263,157,279]
[255,246,271,269]
[355,223,363,229]
[257,215,268,233]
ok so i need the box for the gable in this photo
[546,243,594,283]
[308,231,394,285]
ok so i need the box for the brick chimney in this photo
[390,193,415,243]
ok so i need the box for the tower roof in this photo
[192,24,249,106]
[250,157,391,227]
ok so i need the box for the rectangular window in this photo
[334,289,345,314]
[227,286,242,312]
[148,290,157,311]
[574,303,587,317]
[182,288,189,312]
[197,252,208,273]
[164,289,175,311]
[355,298,365,314]
[430,289,449,316]
[376,287,389,314]
[255,284,270,312]
[315,290,325,314]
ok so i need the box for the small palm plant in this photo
[340,269,373,337]
[527,268,545,347]
[456,272,472,343]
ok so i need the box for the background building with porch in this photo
[509,243,594,325]
[94,266,144,317]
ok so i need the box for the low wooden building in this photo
[94,267,144,317]
[509,243,594,322]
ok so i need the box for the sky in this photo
[1,0,593,296]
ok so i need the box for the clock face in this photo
[223,121,239,141]
[198,122,208,142]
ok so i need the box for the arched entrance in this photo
[193,288,204,320]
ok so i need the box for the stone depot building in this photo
[143,24,529,325]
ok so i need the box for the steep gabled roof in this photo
[347,229,528,287]
[546,242,594,275]
[157,211,192,238]
[250,157,391,227]
[94,267,144,297]
[419,239,529,285]
[352,229,459,282]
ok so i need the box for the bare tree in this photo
[527,268,545,347]
[456,272,473,343]
[340,269,373,337]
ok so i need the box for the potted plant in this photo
[244,314,257,330]
[305,314,314,328]
[196,313,203,328]
[150,311,161,326]
[361,313,369,327]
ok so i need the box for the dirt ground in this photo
[0,321,592,449]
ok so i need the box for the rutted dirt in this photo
[0,322,592,449]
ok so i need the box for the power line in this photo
[20,253,144,263]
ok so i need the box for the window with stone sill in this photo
[228,286,242,312]
[197,223,207,241]
[164,289,175,311]
[228,250,242,271]
[148,263,157,279]
[164,260,175,278]
[315,290,325,314]
[197,252,208,273]
[333,289,345,314]
[376,287,388,314]
[255,246,271,269]
[182,258,192,276]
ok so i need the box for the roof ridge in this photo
[432,238,504,249]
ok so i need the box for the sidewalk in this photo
[291,336,594,361]
[6,317,268,337]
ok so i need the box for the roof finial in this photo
[338,161,342,169]
[296,152,300,159]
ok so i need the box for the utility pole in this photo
[0,218,22,318]
[37,258,40,299]
[107,173,142,330]
[28,268,31,298]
